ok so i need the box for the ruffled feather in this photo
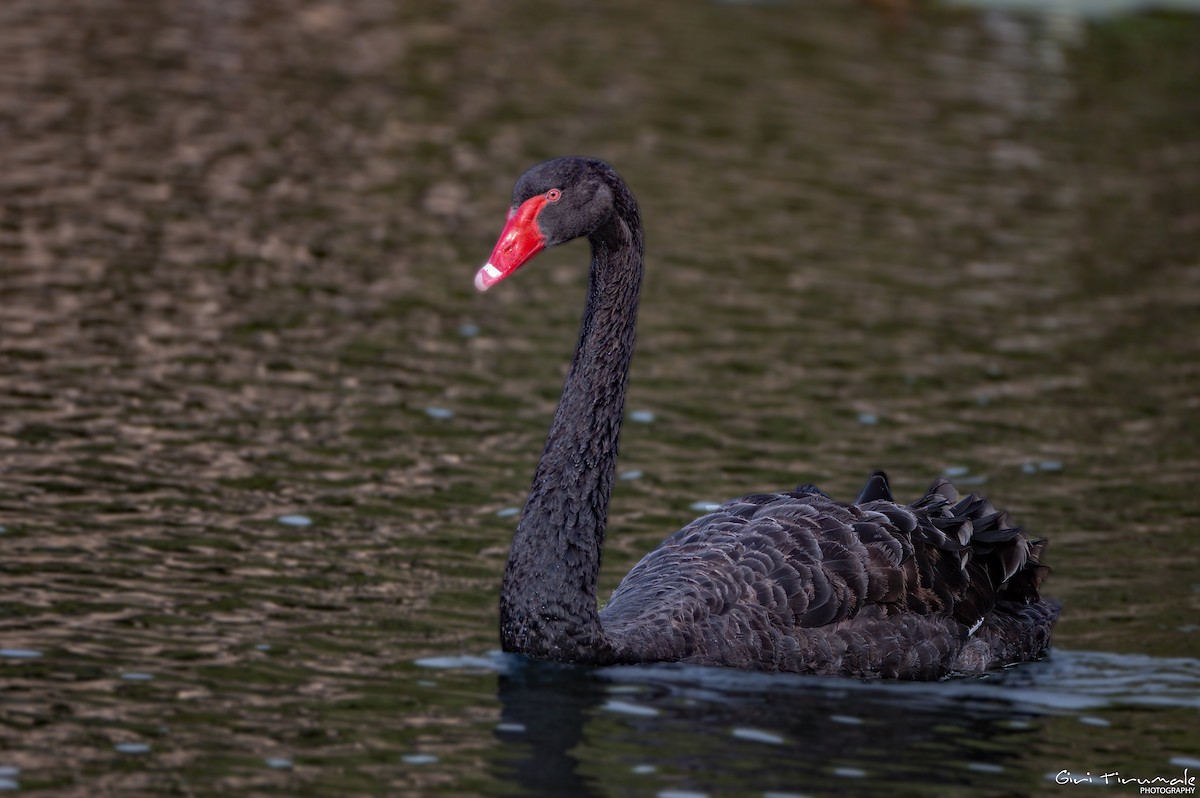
[600,471,1057,678]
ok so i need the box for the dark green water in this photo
[2,1,1198,795]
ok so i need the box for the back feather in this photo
[600,471,1055,677]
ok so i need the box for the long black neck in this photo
[500,192,644,664]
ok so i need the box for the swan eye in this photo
[546,189,561,202]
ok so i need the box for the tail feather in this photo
[908,478,1051,631]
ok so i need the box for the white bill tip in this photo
[475,262,502,292]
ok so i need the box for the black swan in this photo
[475,156,1058,679]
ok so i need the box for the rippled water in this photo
[2,0,1198,795]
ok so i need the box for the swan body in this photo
[477,157,1057,679]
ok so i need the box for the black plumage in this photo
[600,473,1053,678]
[479,157,1058,679]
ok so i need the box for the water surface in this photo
[1,0,1198,795]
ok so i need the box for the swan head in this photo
[476,157,617,291]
